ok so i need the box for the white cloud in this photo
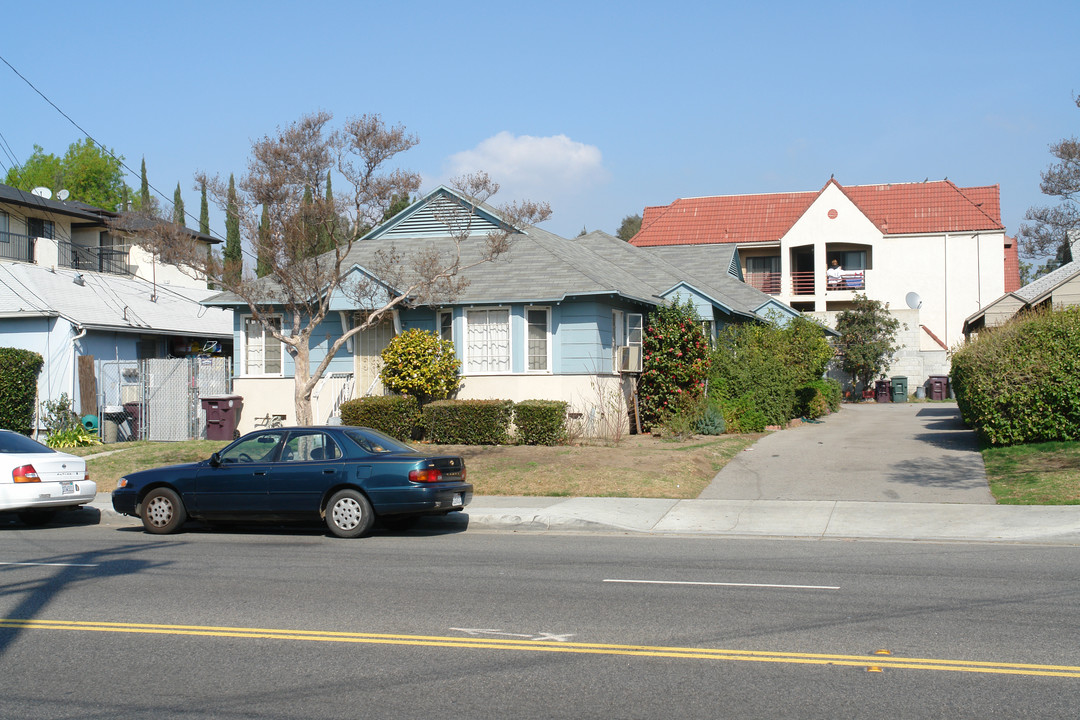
[442,132,609,200]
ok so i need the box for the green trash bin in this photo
[890,376,908,403]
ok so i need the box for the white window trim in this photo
[463,306,512,375]
[525,305,552,374]
[240,314,285,377]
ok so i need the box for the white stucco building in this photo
[631,178,1022,391]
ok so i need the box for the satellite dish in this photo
[31,186,53,199]
[57,189,70,201]
[905,292,923,310]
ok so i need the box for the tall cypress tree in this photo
[139,158,150,212]
[257,204,272,278]
[224,174,242,286]
[317,171,334,254]
[172,183,186,226]
[199,182,210,234]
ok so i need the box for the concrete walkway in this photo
[84,402,1080,545]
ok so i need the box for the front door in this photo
[192,431,285,515]
[355,315,395,396]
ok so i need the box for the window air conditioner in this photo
[617,345,642,373]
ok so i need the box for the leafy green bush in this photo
[638,299,710,431]
[0,348,44,433]
[709,316,833,427]
[951,306,1080,446]
[379,329,460,403]
[655,391,707,440]
[422,399,513,445]
[795,379,842,419]
[513,400,567,445]
[339,395,419,441]
[41,392,81,435]
[721,394,769,433]
[47,426,102,449]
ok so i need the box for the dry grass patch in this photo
[426,433,760,498]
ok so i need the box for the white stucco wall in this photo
[128,245,210,290]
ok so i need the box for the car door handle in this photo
[254,471,268,476]
[322,469,335,474]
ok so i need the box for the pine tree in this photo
[257,204,272,278]
[173,183,186,226]
[224,174,242,285]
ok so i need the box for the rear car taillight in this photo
[13,464,40,483]
[409,468,443,483]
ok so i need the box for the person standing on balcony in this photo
[827,259,845,289]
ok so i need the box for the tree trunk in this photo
[293,347,314,426]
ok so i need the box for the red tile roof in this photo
[631,179,1004,247]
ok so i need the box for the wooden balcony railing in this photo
[791,271,815,295]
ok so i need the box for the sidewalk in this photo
[89,493,1080,545]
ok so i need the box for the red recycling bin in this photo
[874,379,892,403]
[201,394,243,441]
[928,375,950,401]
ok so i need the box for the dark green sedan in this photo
[112,426,471,538]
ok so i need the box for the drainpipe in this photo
[70,323,87,405]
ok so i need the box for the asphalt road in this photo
[2,523,1079,718]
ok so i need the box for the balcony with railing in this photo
[744,271,782,295]
[58,240,131,275]
[0,231,35,263]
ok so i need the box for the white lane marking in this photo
[450,628,576,642]
[604,579,839,590]
[0,561,99,568]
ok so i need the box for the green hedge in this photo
[795,379,842,419]
[422,399,513,444]
[0,348,43,433]
[514,400,567,445]
[951,306,1080,446]
[339,395,419,441]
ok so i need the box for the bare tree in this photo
[125,112,551,425]
[1017,93,1080,275]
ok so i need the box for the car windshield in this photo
[0,431,54,454]
[344,428,416,454]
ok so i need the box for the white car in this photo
[0,429,96,525]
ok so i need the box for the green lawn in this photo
[982,441,1080,505]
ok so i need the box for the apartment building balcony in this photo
[0,231,35,263]
[58,240,131,275]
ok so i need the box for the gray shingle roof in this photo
[205,188,788,319]
[0,261,232,337]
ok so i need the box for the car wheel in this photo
[18,510,56,526]
[141,488,187,534]
[326,489,374,538]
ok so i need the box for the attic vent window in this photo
[827,209,838,219]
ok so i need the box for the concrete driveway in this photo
[700,402,994,504]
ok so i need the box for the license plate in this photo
[61,482,74,495]
[451,493,463,507]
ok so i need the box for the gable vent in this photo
[384,196,502,239]
[728,252,740,278]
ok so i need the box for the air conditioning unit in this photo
[617,345,642,373]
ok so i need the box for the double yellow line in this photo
[3,618,1080,678]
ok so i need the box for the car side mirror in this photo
[210,452,221,467]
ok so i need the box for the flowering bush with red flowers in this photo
[636,299,710,431]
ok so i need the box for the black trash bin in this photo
[890,376,908,403]
[874,379,892,403]
[201,394,243,441]
[928,375,950,401]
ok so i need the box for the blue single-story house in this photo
[205,186,803,434]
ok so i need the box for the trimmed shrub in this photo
[379,329,460,403]
[422,399,513,445]
[951,306,1080,446]
[339,395,419,441]
[0,348,44,433]
[514,400,568,445]
[721,393,769,433]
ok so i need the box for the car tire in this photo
[18,510,56,526]
[140,487,187,534]
[326,489,374,538]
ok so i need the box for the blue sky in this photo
[1,0,1078,248]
